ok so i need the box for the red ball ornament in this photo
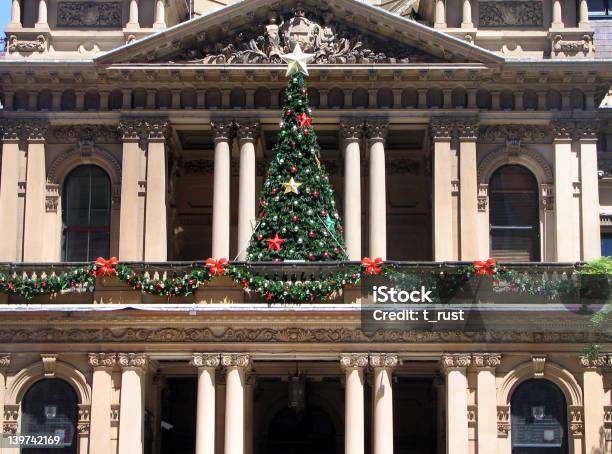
[304,129,310,136]
[271,188,278,195]
[320,210,327,217]
[286,109,293,116]
[291,141,297,149]
[292,215,300,222]
[334,247,341,255]
[322,251,330,258]
[257,234,264,241]
[274,257,282,262]
[312,191,319,199]
[308,231,316,238]
[307,253,316,261]
[290,166,297,174]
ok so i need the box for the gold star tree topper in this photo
[283,177,302,195]
[281,44,315,76]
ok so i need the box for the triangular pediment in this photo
[96,0,504,66]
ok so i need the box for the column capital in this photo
[456,118,479,140]
[440,353,472,373]
[221,353,252,370]
[369,353,398,369]
[579,353,611,370]
[430,117,454,141]
[236,120,260,143]
[117,352,149,369]
[88,353,117,370]
[0,354,10,370]
[118,118,170,143]
[574,119,599,142]
[0,119,49,142]
[191,353,221,368]
[340,354,369,371]
[550,119,575,142]
[211,119,235,143]
[340,120,364,143]
[471,353,501,369]
[365,119,388,144]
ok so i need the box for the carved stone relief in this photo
[7,35,46,53]
[57,2,122,28]
[479,1,543,27]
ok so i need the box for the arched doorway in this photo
[266,406,337,454]
[21,379,78,454]
[511,379,568,453]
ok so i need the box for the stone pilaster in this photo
[211,120,235,259]
[221,354,251,454]
[88,354,116,454]
[236,121,260,260]
[118,353,148,454]
[441,354,471,454]
[341,120,364,260]
[472,354,501,454]
[192,354,220,454]
[340,354,368,454]
[366,120,388,260]
[579,354,609,454]
[369,354,397,454]
[457,118,480,260]
[431,118,455,261]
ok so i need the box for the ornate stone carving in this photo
[88,353,117,369]
[0,354,10,370]
[47,146,122,186]
[169,7,436,65]
[456,119,479,140]
[472,353,502,368]
[497,405,510,437]
[0,120,50,142]
[221,353,251,369]
[191,354,221,368]
[569,405,584,438]
[211,120,236,142]
[78,404,91,436]
[478,184,489,212]
[551,120,575,141]
[579,354,609,369]
[110,405,120,426]
[7,35,46,53]
[45,183,60,213]
[553,34,593,57]
[479,125,550,144]
[41,354,57,377]
[53,125,119,143]
[605,405,612,428]
[117,353,148,369]
[477,147,554,184]
[574,119,599,141]
[236,121,260,143]
[340,354,369,370]
[58,2,122,28]
[468,405,478,426]
[430,118,454,140]
[365,120,388,143]
[118,119,169,143]
[479,1,543,27]
[532,355,546,377]
[340,120,364,142]
[541,184,554,211]
[441,354,472,372]
[369,353,398,369]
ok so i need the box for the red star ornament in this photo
[266,234,286,252]
[297,113,312,128]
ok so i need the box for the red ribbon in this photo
[206,258,228,276]
[361,257,384,275]
[95,257,118,277]
[473,259,497,276]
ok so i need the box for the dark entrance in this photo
[161,377,197,454]
[267,405,337,454]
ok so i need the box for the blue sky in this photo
[0,3,10,33]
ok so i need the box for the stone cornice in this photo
[117,352,149,369]
[340,353,369,370]
[221,353,251,369]
[369,353,398,369]
[88,353,117,369]
[191,353,221,368]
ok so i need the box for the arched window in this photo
[22,379,78,454]
[489,165,540,261]
[511,379,568,454]
[62,166,111,261]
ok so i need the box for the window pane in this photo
[602,233,612,256]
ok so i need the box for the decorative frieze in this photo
[472,353,502,368]
[184,159,214,175]
[220,353,251,369]
[552,34,593,57]
[57,2,122,28]
[117,353,148,369]
[479,124,550,144]
[440,353,472,372]
[190,353,221,368]
[7,35,46,53]
[53,125,119,143]
[386,159,420,176]
[479,1,543,27]
[369,353,398,369]
[88,353,117,369]
[339,354,369,370]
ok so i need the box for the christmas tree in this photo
[246,45,348,262]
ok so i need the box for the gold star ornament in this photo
[281,44,315,77]
[283,177,302,195]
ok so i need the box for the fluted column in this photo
[472,354,501,454]
[431,118,454,261]
[211,121,234,259]
[366,120,388,260]
[222,353,251,454]
[341,121,363,260]
[35,0,48,28]
[153,0,166,28]
[191,354,220,454]
[340,354,367,454]
[144,120,170,261]
[88,354,117,454]
[458,119,479,260]
[236,121,259,260]
[118,353,148,454]
[580,355,607,454]
[576,121,601,260]
[0,123,23,261]
[370,354,397,454]
[127,0,140,28]
[441,354,471,454]
[0,354,10,428]
[9,0,21,27]
[434,0,446,28]
[552,0,564,28]
[579,0,589,28]
[23,121,49,261]
[461,0,473,27]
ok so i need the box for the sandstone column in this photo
[461,0,473,27]
[341,121,363,260]
[222,353,251,454]
[576,121,601,260]
[236,121,259,260]
[118,353,148,454]
[191,354,220,454]
[472,354,501,454]
[211,120,234,259]
[552,0,564,28]
[0,122,23,261]
[441,354,470,454]
[23,121,49,261]
[35,0,47,28]
[118,121,146,260]
[340,354,368,454]
[153,0,166,28]
[434,0,446,28]
[0,354,10,426]
[370,354,397,454]
[9,0,21,27]
[458,119,479,260]
[551,121,578,261]
[127,0,140,28]
[144,120,170,261]
[88,354,117,454]
[580,355,606,454]
[579,0,589,28]
[366,120,388,260]
[431,118,454,261]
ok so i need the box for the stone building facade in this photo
[0,0,611,454]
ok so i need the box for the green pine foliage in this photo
[246,73,348,262]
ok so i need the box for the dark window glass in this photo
[22,379,78,454]
[589,0,610,16]
[62,166,111,261]
[489,165,540,261]
[602,232,612,256]
[511,379,568,454]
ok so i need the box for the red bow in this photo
[206,258,228,276]
[361,257,384,275]
[473,259,497,276]
[95,257,118,277]
[297,113,312,128]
